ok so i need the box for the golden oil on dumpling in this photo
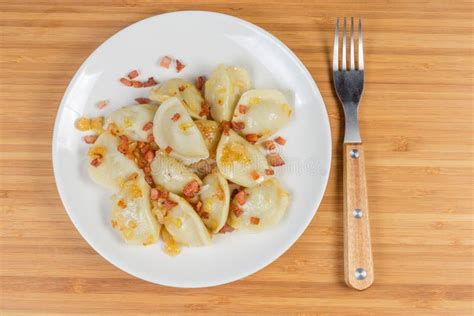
[229,178,289,232]
[152,97,209,165]
[160,193,211,247]
[87,132,141,190]
[216,129,270,187]
[111,175,161,245]
[108,103,158,141]
[150,78,206,119]
[194,119,221,158]
[150,152,202,195]
[199,172,230,233]
[205,64,250,123]
[232,89,292,140]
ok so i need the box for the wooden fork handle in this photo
[343,143,374,290]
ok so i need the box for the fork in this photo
[333,17,374,290]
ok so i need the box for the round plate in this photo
[53,11,331,288]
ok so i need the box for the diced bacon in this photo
[117,135,129,154]
[145,175,154,186]
[160,56,172,68]
[147,134,155,143]
[176,59,185,72]
[183,179,200,198]
[263,140,276,151]
[200,212,210,220]
[274,136,286,145]
[265,168,275,175]
[199,101,209,117]
[96,100,108,109]
[142,122,153,131]
[140,143,151,154]
[162,199,178,210]
[231,121,245,131]
[230,203,243,217]
[195,200,202,213]
[267,153,285,166]
[250,217,260,225]
[171,113,181,122]
[127,70,139,79]
[120,77,132,86]
[219,224,235,234]
[150,188,159,200]
[135,97,151,104]
[137,157,147,169]
[143,165,151,174]
[235,191,246,205]
[84,135,98,144]
[143,77,158,87]
[196,76,206,91]
[238,104,248,114]
[250,170,260,180]
[117,200,127,209]
[164,146,173,154]
[131,80,143,88]
[178,85,186,92]
[90,158,101,167]
[245,133,259,144]
[144,150,155,163]
[137,141,145,149]
[221,121,231,136]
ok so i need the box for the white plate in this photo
[52,11,331,288]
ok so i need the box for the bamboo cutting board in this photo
[1,0,473,314]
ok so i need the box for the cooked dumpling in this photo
[111,176,161,245]
[216,129,270,187]
[150,152,202,195]
[199,172,230,233]
[152,97,209,164]
[205,64,250,122]
[229,178,289,232]
[108,103,158,141]
[194,119,221,158]
[150,78,206,119]
[87,132,141,190]
[232,89,292,140]
[161,193,211,246]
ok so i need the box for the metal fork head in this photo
[333,17,365,144]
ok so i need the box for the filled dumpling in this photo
[87,132,141,190]
[152,97,209,164]
[150,78,206,119]
[160,193,211,246]
[194,119,221,158]
[111,175,161,245]
[232,89,292,141]
[199,172,230,233]
[229,178,289,232]
[108,103,158,141]
[150,152,202,196]
[216,129,270,187]
[205,64,250,122]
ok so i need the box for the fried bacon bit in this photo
[96,100,109,109]
[147,134,155,143]
[219,224,235,234]
[250,170,260,181]
[145,175,154,186]
[239,104,248,114]
[144,150,155,163]
[143,165,151,174]
[231,121,245,131]
[171,113,181,122]
[263,140,276,151]
[150,188,159,200]
[183,179,200,198]
[127,172,139,181]
[195,200,202,213]
[135,97,151,104]
[178,85,186,92]
[235,191,246,205]
[176,59,185,72]
[83,135,98,144]
[267,153,285,167]
[143,77,158,87]
[117,135,129,154]
[140,143,151,154]
[199,101,209,117]
[265,168,275,176]
[164,146,173,154]
[117,200,127,209]
[274,136,286,145]
[200,212,210,220]
[127,70,139,79]
[142,122,153,131]
[131,80,143,88]
[250,217,260,225]
[245,133,259,144]
[221,121,231,136]
[160,56,172,68]
[90,158,101,167]
[162,199,178,210]
[230,203,243,217]
[196,76,206,91]
[120,77,132,86]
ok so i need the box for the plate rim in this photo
[52,10,332,288]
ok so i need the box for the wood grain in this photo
[344,143,374,290]
[0,0,473,314]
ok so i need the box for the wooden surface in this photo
[1,0,473,314]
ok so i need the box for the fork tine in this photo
[350,17,355,70]
[333,17,339,71]
[358,17,364,70]
[342,17,346,70]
